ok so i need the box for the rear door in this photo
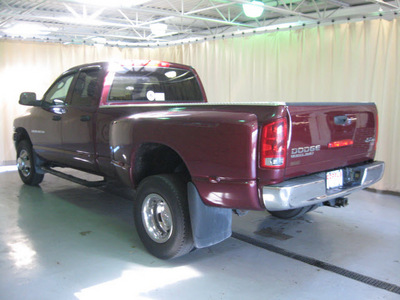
[285,103,377,179]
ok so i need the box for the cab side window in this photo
[43,73,75,106]
[70,69,101,107]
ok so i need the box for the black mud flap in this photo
[187,182,232,248]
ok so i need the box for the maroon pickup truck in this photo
[13,60,384,259]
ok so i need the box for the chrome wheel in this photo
[134,174,194,259]
[16,140,44,186]
[17,149,31,177]
[142,193,173,243]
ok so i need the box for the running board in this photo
[41,166,107,188]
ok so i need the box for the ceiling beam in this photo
[368,0,399,9]
[0,0,47,27]
[1,0,399,46]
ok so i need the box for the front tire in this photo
[133,174,194,259]
[16,140,44,186]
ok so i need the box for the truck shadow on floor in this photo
[15,182,239,265]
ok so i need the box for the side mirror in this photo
[19,92,41,106]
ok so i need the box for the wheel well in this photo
[14,128,31,148]
[133,143,190,187]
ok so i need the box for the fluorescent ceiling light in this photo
[60,16,106,26]
[3,23,57,37]
[151,31,178,38]
[150,23,168,36]
[62,4,106,26]
[243,1,264,18]
[79,0,150,7]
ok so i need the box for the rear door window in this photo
[70,68,101,107]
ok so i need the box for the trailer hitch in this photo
[323,197,349,208]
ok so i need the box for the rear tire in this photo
[16,140,44,186]
[268,204,319,219]
[133,174,194,259]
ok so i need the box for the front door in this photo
[31,72,76,162]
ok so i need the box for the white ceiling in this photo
[1,0,399,47]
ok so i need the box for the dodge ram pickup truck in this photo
[13,60,384,259]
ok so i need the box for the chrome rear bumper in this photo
[262,161,385,211]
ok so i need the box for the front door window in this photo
[43,73,75,106]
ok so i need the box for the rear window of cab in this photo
[108,66,204,103]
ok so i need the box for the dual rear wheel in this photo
[134,174,317,259]
[134,174,194,260]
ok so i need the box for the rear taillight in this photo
[260,118,287,169]
[374,113,379,151]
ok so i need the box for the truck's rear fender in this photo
[133,142,190,185]
[109,109,261,209]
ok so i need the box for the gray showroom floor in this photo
[0,165,399,300]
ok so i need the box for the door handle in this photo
[334,115,355,126]
[52,115,61,121]
[80,115,91,122]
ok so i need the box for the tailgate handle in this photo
[80,115,91,122]
[52,115,61,121]
[334,115,348,125]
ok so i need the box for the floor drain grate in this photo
[232,232,400,295]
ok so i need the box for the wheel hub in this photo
[142,194,173,243]
[17,150,31,177]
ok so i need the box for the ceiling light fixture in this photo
[150,23,168,36]
[243,1,264,18]
[62,4,105,26]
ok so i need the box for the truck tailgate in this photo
[285,103,377,179]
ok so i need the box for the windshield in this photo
[108,66,204,103]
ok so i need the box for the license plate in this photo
[326,169,343,189]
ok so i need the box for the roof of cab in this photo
[64,60,194,74]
